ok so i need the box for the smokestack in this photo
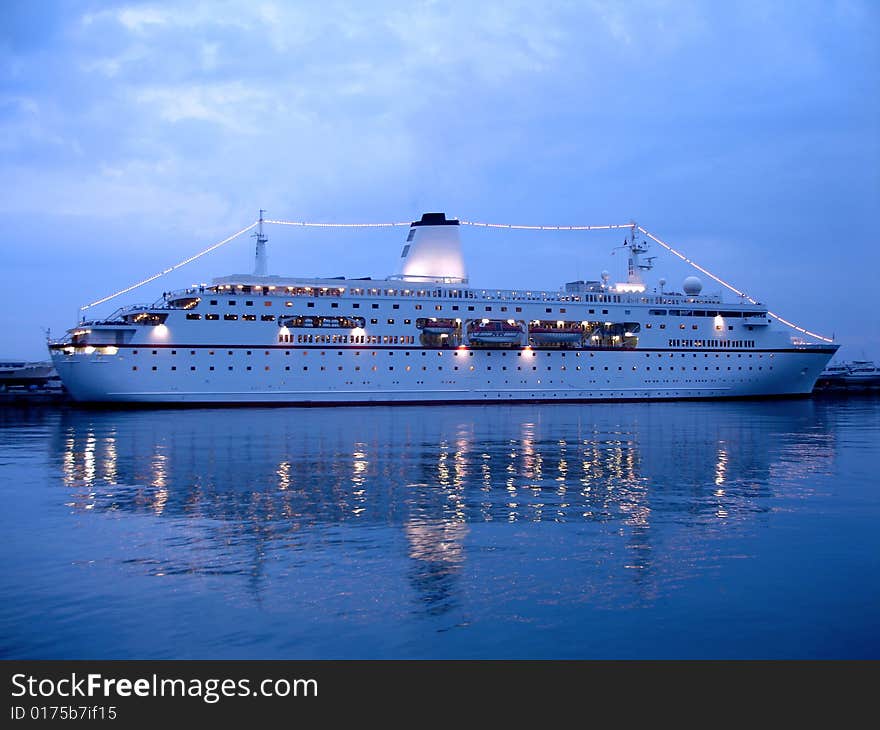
[397,213,467,283]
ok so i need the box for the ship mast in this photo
[625,223,655,287]
[253,209,268,276]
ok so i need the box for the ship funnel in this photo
[398,213,467,284]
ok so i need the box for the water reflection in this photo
[33,400,840,617]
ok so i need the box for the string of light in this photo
[263,219,410,228]
[636,227,834,343]
[80,221,258,311]
[460,221,635,231]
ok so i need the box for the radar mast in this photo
[253,209,268,276]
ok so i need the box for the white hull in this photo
[52,346,832,404]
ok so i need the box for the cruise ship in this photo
[49,213,838,404]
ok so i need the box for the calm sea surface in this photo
[1,398,878,659]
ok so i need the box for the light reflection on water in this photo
[1,398,879,658]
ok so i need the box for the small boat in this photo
[846,360,880,380]
[528,324,583,345]
[468,320,523,345]
[0,361,58,388]
[820,364,850,380]
[418,318,457,335]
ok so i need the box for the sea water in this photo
[1,398,878,658]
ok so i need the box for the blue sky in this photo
[1,0,878,360]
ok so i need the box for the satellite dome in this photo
[683,276,703,295]
[601,270,609,281]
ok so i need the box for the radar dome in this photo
[683,276,703,295]
[601,270,609,281]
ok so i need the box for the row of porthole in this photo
[129,348,767,359]
[132,364,768,374]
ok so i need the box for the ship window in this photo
[415,304,422,310]
[404,319,411,325]
[515,307,522,312]
[224,314,238,320]
[186,313,201,320]
[190,366,196,371]
[264,301,272,307]
[210,300,218,305]
[545,308,551,313]
[370,318,378,324]
[393,304,399,310]
[245,301,253,306]
[501,307,507,312]
[242,314,256,321]
[435,305,442,311]
[387,319,395,324]
[307,302,315,308]
[352,303,360,309]
[206,313,219,320]
[560,308,566,313]
[285,301,293,307]
[228,300,236,306]
[261,315,275,321]
[132,366,137,371]
[372,304,379,309]
[452,306,459,311]
[151,366,157,371]
[468,306,475,311]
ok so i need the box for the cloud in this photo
[133,82,278,131]
[1,0,877,359]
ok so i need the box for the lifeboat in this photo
[418,318,457,335]
[528,324,583,345]
[468,320,523,345]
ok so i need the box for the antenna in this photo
[253,209,268,276]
